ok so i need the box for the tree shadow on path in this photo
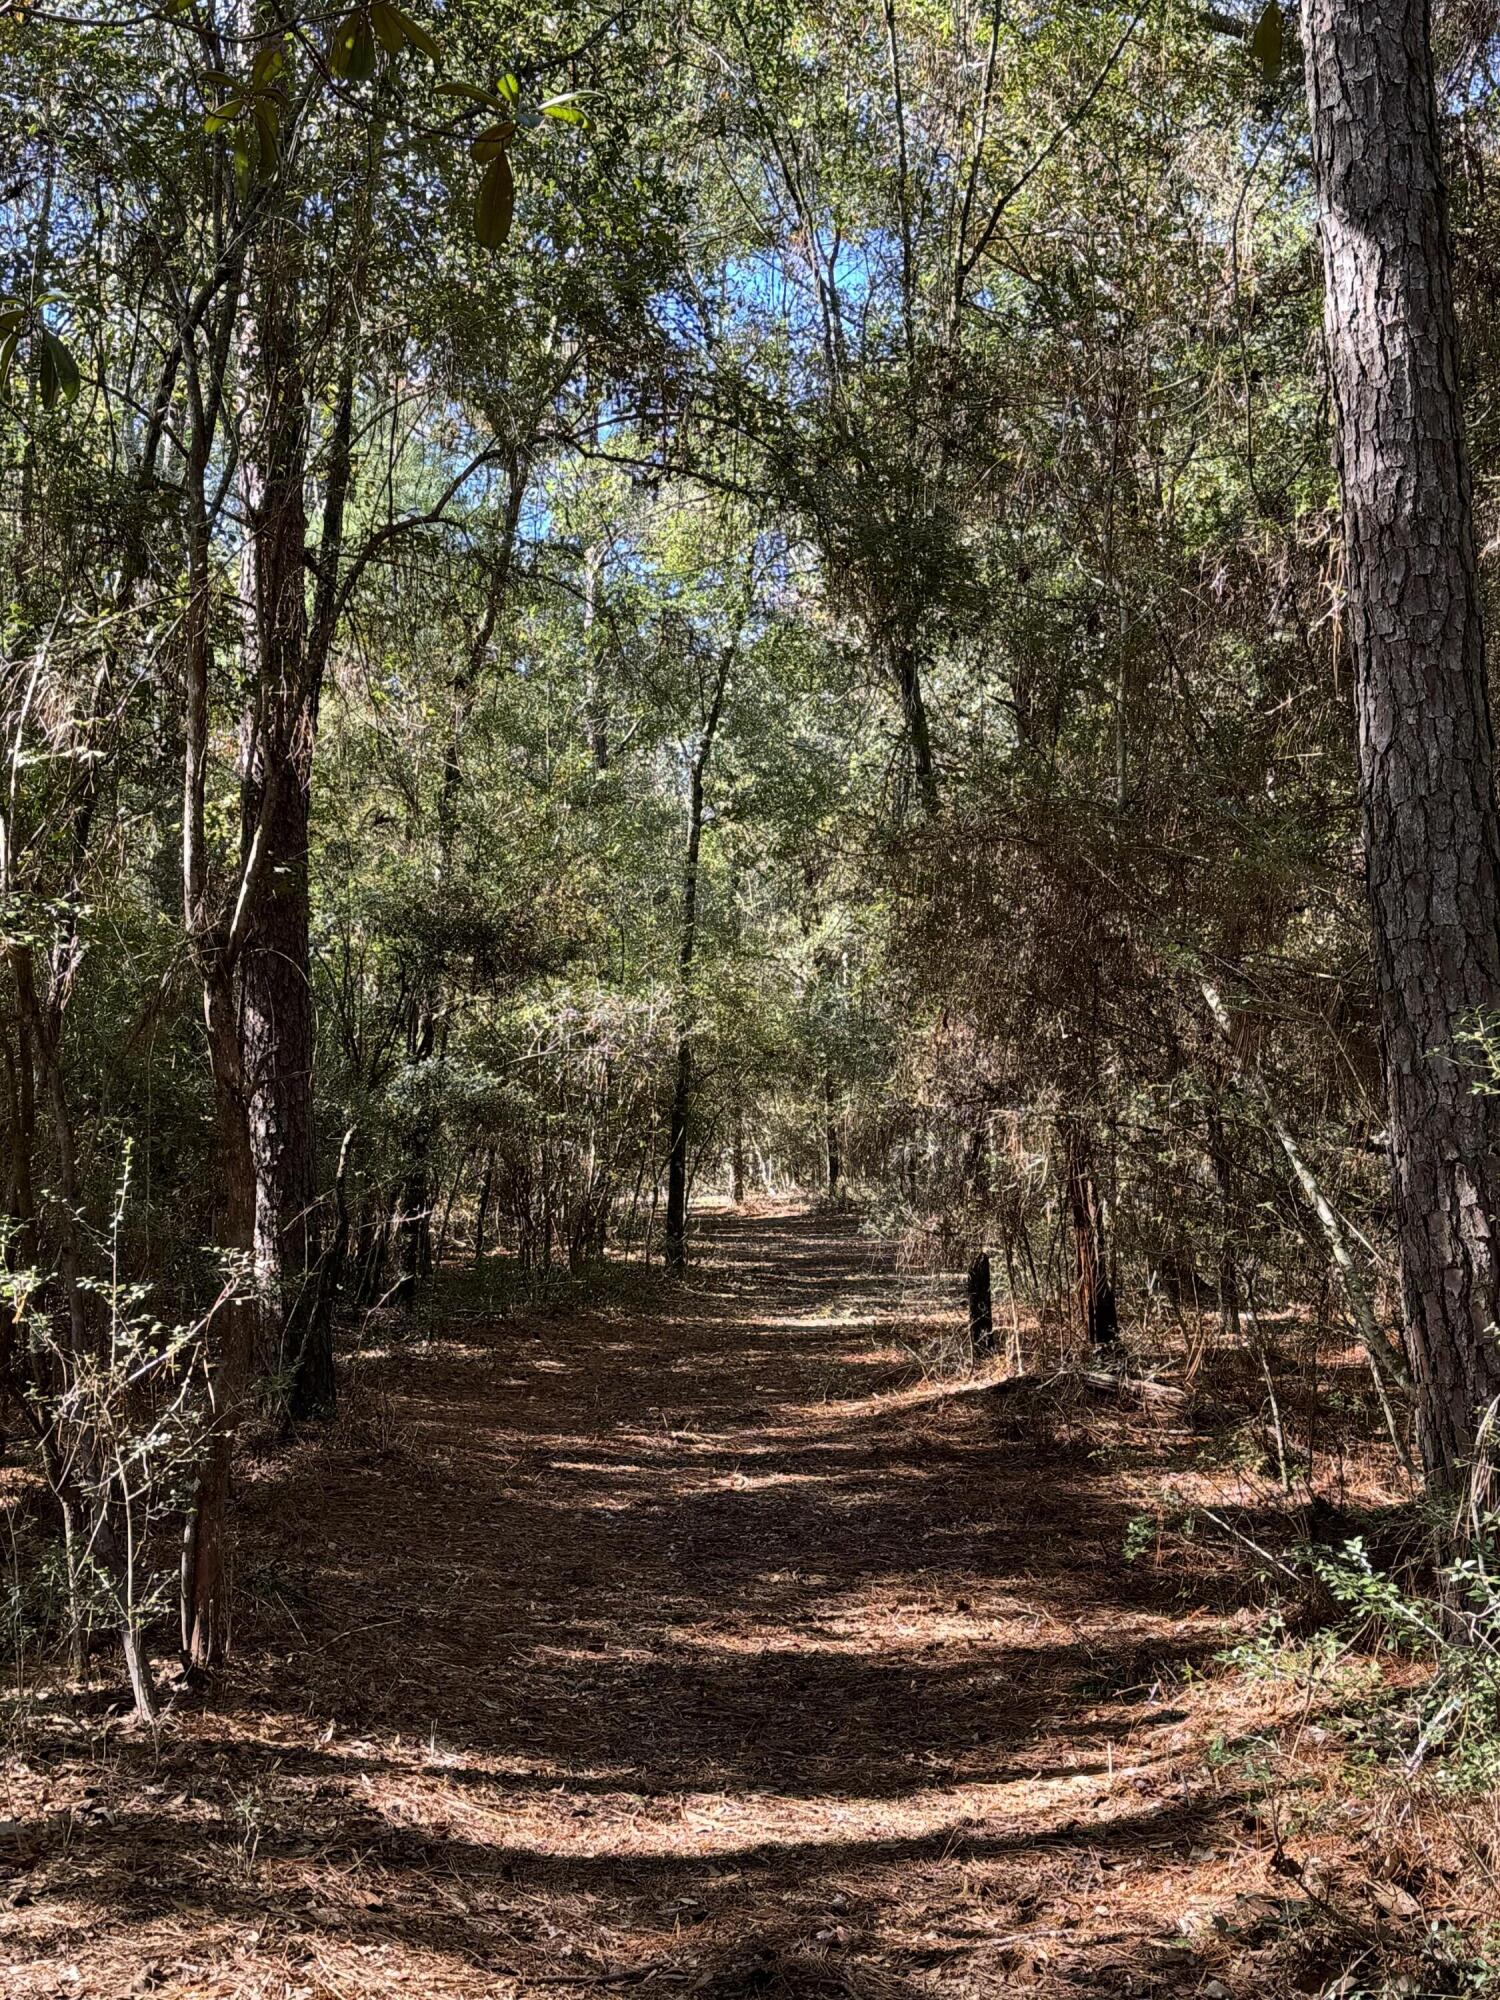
[2,1206,1287,1999]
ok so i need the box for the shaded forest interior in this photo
[10,0,1500,1989]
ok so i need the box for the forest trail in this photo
[5,1206,1275,1999]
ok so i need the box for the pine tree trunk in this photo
[183,980,258,1669]
[240,763,317,1361]
[967,1251,995,1362]
[1302,0,1500,1480]
[237,157,318,1381]
[1061,1120,1117,1351]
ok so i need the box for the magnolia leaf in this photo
[1252,0,1283,80]
[0,306,26,336]
[435,79,501,106]
[43,332,80,405]
[347,11,377,79]
[250,40,285,86]
[329,9,360,77]
[470,119,516,162]
[474,149,514,249]
[233,133,254,199]
[388,5,441,63]
[252,101,280,177]
[539,91,594,126]
[370,2,404,55]
[0,329,17,402]
[38,330,80,411]
[494,71,519,103]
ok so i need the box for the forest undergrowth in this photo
[0,1204,1482,2000]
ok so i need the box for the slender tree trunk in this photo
[15,961,157,1716]
[287,1123,354,1425]
[664,653,733,1274]
[1205,1100,1242,1343]
[664,1038,693,1274]
[889,640,938,813]
[823,1072,842,1198]
[474,1145,496,1264]
[1303,0,1500,1481]
[582,539,610,770]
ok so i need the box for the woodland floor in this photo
[0,1204,1435,1998]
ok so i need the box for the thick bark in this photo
[182,981,258,1669]
[240,761,316,1357]
[237,154,318,1373]
[236,95,381,1410]
[967,1251,995,1362]
[1302,0,1500,1479]
[1060,1120,1117,1351]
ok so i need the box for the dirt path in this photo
[3,1204,1278,1998]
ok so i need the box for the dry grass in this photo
[0,1204,1484,1998]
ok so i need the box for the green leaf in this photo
[0,306,26,336]
[347,11,377,80]
[250,40,285,87]
[494,71,519,103]
[435,79,501,107]
[252,102,280,178]
[388,5,441,63]
[470,119,516,162]
[474,150,514,249]
[233,133,254,201]
[329,10,360,78]
[1252,1,1283,80]
[39,330,80,411]
[370,2,404,56]
[0,329,17,402]
[44,332,80,405]
[539,91,594,126]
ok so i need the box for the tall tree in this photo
[1302,0,1500,1480]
